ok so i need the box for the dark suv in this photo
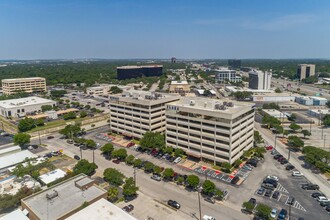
[168,200,180,209]
[302,184,319,190]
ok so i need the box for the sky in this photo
[0,0,330,59]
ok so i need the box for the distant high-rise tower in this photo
[248,70,272,90]
[228,59,241,69]
[171,57,176,63]
[297,64,315,81]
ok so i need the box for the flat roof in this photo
[0,146,21,157]
[311,96,327,101]
[0,96,55,109]
[226,86,274,94]
[262,109,285,117]
[22,174,106,220]
[39,169,66,185]
[117,65,162,69]
[308,109,330,114]
[2,77,45,83]
[0,150,37,170]
[171,81,188,85]
[0,209,29,220]
[65,198,137,220]
[110,90,180,104]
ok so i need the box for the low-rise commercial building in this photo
[1,77,46,95]
[109,90,180,139]
[0,150,37,172]
[308,109,330,119]
[0,96,56,118]
[21,174,107,220]
[169,81,190,95]
[262,109,286,119]
[215,69,241,83]
[295,96,328,106]
[165,97,255,164]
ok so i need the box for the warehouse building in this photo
[295,96,328,106]
[0,96,56,118]
[21,174,107,220]
[1,77,46,95]
[109,90,180,139]
[117,65,163,80]
[165,97,255,165]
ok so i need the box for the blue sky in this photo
[0,0,329,59]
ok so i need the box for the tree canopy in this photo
[14,133,31,146]
[59,124,81,138]
[73,159,98,176]
[287,135,304,149]
[186,175,200,189]
[202,180,216,196]
[303,146,330,173]
[123,177,139,197]
[103,168,125,186]
[140,132,165,149]
[111,149,127,160]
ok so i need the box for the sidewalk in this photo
[256,123,330,198]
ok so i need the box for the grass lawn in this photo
[28,119,79,132]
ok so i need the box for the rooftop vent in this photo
[46,190,58,200]
[215,104,226,110]
[227,102,234,107]
[190,100,195,106]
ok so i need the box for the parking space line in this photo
[275,183,289,193]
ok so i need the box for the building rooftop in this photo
[0,146,21,157]
[117,65,163,69]
[110,90,180,104]
[0,209,29,220]
[0,174,41,196]
[311,96,327,101]
[21,174,107,220]
[65,198,137,220]
[0,97,55,109]
[167,97,253,117]
[0,150,37,170]
[39,169,67,185]
[2,77,45,83]
[262,109,285,118]
[171,81,188,85]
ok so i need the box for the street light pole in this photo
[324,135,326,149]
[38,131,41,145]
[133,168,137,187]
[274,135,277,149]
[197,188,202,220]
[92,149,95,163]
[288,147,291,161]
[80,147,82,159]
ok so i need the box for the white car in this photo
[317,196,330,202]
[270,208,277,218]
[173,157,182,164]
[267,175,279,181]
[292,171,304,177]
[203,215,216,220]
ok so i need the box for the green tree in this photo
[202,180,216,196]
[274,88,282,93]
[111,149,127,160]
[289,123,302,132]
[323,114,330,127]
[41,105,53,112]
[242,201,255,212]
[301,129,311,139]
[109,86,123,94]
[262,114,281,128]
[326,101,330,108]
[287,135,304,149]
[255,203,271,219]
[73,159,98,176]
[35,118,45,126]
[80,111,87,118]
[123,177,139,197]
[101,143,114,158]
[164,147,174,154]
[140,132,165,149]
[186,175,200,189]
[221,162,232,173]
[287,113,296,122]
[262,102,280,110]
[18,118,36,132]
[163,168,174,180]
[103,168,125,186]
[85,104,91,110]
[214,189,224,200]
[125,155,135,165]
[174,148,184,157]
[153,165,162,175]
[254,131,263,143]
[50,90,67,98]
[144,162,154,173]
[85,139,96,149]
[14,133,31,147]
[63,112,77,120]
[107,187,119,202]
[133,159,142,168]
[176,176,184,185]
[232,91,253,101]
[59,124,81,138]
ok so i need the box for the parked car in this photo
[173,157,182,164]
[167,200,180,209]
[74,155,80,160]
[285,164,295,170]
[47,136,54,139]
[301,184,319,190]
[112,159,121,164]
[312,192,324,198]
[280,159,288,165]
[319,201,330,207]
[67,139,73,144]
[231,176,240,184]
[274,154,282,160]
[278,209,287,220]
[270,208,277,218]
[248,198,257,207]
[122,204,134,212]
[292,171,304,177]
[204,197,216,204]
[262,183,275,190]
[257,188,265,195]
[272,191,280,199]
[264,189,272,197]
[203,215,216,220]
[265,145,273,150]
[126,142,135,148]
[266,175,279,182]
[271,150,278,155]
[317,196,330,202]
[151,174,161,181]
[287,196,295,205]
[263,178,278,187]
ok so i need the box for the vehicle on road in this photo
[74,155,80,160]
[47,136,54,139]
[203,215,215,220]
[112,159,121,164]
[151,174,161,181]
[301,184,319,190]
[292,171,304,177]
[167,200,180,209]
[285,164,295,170]
[312,192,324,198]
[204,197,215,204]
[270,208,277,218]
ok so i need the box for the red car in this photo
[112,159,121,164]
[126,142,135,148]
[265,145,273,150]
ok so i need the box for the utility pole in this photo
[324,135,326,149]
[92,148,95,163]
[133,168,137,186]
[38,131,41,145]
[80,147,82,159]
[309,120,312,133]
[197,188,202,220]
[288,147,291,161]
[274,135,277,149]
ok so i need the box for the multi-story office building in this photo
[117,65,163,80]
[169,81,190,95]
[109,90,180,139]
[1,77,46,95]
[248,70,272,90]
[166,97,255,165]
[297,64,315,81]
[214,69,241,83]
[228,59,241,69]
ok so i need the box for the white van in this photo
[173,157,182,164]
[203,215,215,220]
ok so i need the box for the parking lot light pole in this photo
[38,131,41,145]
[80,147,82,159]
[133,168,137,186]
[274,135,277,149]
[92,148,95,163]
[197,187,202,220]
[288,147,291,161]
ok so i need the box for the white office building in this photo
[215,69,241,83]
[165,97,255,164]
[1,77,46,95]
[109,90,180,139]
[248,70,272,90]
[0,96,56,118]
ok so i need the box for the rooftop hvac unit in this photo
[223,101,228,106]
[227,102,234,107]
[46,190,58,200]
[190,100,195,106]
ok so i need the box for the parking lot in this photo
[0,132,13,146]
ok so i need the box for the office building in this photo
[297,64,316,81]
[248,70,272,90]
[171,57,176,63]
[0,96,56,118]
[109,90,180,139]
[1,77,46,95]
[215,69,241,83]
[169,81,190,95]
[165,97,255,164]
[295,96,328,106]
[86,84,131,96]
[21,174,107,220]
[117,65,163,80]
[65,198,137,220]
[228,59,241,69]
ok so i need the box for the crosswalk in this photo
[276,183,289,193]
